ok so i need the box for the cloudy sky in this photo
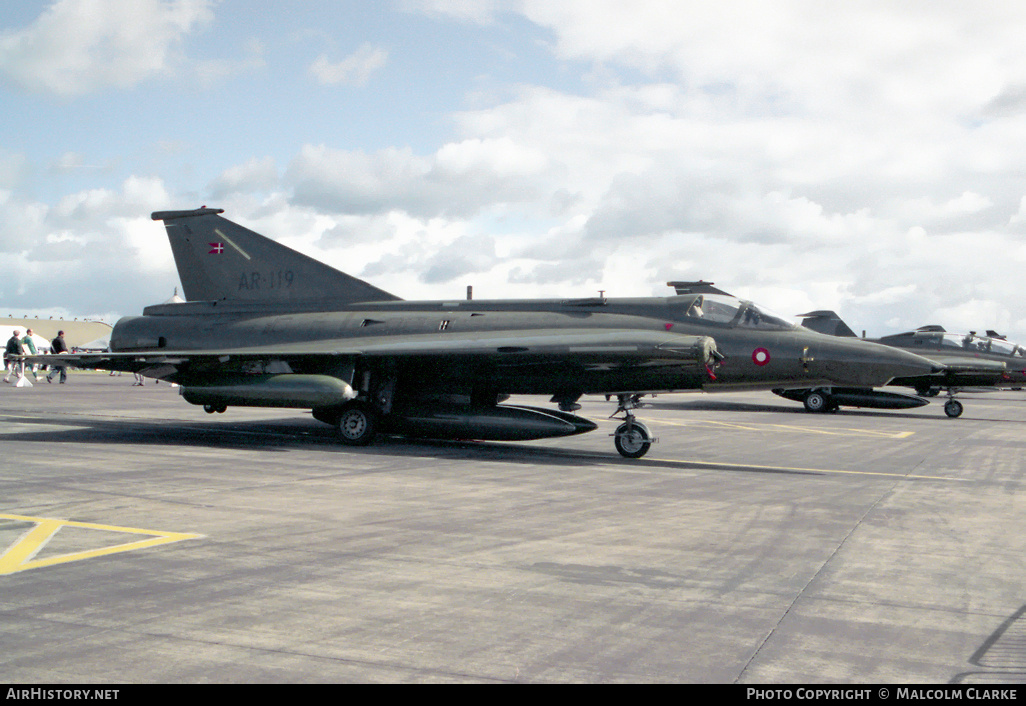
[3,0,1026,341]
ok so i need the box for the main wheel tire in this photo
[803,391,830,413]
[337,402,377,446]
[614,421,652,459]
[944,399,964,418]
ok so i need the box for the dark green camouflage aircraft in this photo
[774,310,1021,418]
[32,208,942,457]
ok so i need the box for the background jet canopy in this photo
[904,331,1026,356]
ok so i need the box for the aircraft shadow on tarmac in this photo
[649,398,935,421]
[647,396,1026,424]
[0,413,822,476]
[648,398,802,414]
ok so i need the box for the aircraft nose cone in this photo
[881,346,946,381]
[816,338,942,387]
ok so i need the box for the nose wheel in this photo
[614,420,652,458]
[943,389,964,418]
[610,394,656,458]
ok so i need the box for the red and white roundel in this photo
[752,348,771,366]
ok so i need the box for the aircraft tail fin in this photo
[152,208,401,304]
[797,310,858,337]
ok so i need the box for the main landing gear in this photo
[327,391,659,458]
[312,401,380,446]
[336,401,378,446]
[610,394,655,459]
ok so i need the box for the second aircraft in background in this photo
[773,310,1023,417]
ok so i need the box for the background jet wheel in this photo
[944,399,964,418]
[337,402,377,446]
[803,391,830,413]
[614,421,652,459]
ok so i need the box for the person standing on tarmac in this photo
[4,330,25,383]
[46,330,68,384]
[21,329,39,381]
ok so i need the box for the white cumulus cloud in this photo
[0,0,214,97]
[309,43,388,86]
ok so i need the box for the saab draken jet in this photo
[31,208,942,457]
[774,310,1022,418]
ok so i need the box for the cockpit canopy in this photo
[901,330,1026,357]
[672,294,797,331]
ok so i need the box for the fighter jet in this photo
[774,311,1020,417]
[30,208,941,457]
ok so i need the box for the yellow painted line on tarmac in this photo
[652,417,915,439]
[0,513,202,575]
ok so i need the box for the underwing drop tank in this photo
[181,374,357,409]
[773,387,930,412]
[388,404,598,441]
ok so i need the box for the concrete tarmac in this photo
[2,373,1025,683]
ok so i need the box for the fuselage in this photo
[110,293,939,398]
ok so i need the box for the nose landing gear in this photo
[610,394,656,459]
[943,390,964,418]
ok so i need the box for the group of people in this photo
[3,328,69,384]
